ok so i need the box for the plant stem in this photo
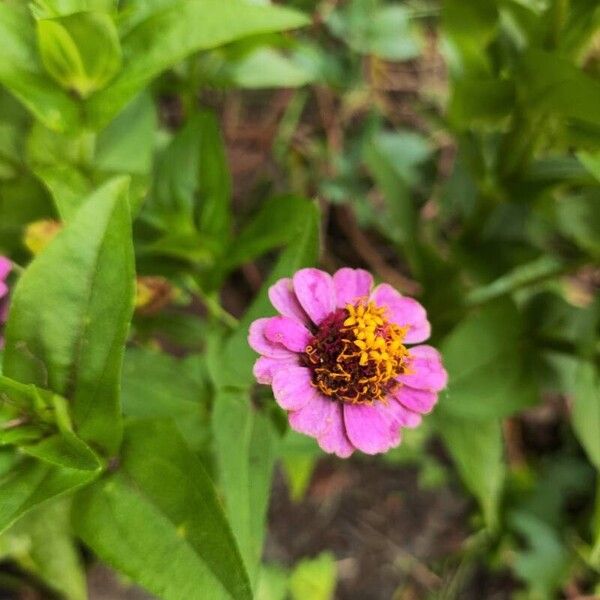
[465,256,584,307]
[184,276,239,329]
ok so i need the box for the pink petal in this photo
[317,403,354,458]
[333,268,373,308]
[343,403,397,454]
[397,345,447,392]
[248,318,296,359]
[381,397,422,429]
[370,283,431,344]
[0,257,11,280]
[288,392,336,437]
[391,385,438,414]
[292,268,335,326]
[268,278,309,324]
[253,356,298,385]
[272,367,316,410]
[264,316,311,353]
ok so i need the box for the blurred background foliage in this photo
[0,0,599,598]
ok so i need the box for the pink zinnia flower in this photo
[249,268,447,457]
[0,256,12,345]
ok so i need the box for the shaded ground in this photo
[266,458,469,599]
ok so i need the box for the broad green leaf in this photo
[216,199,319,389]
[440,300,537,419]
[95,91,157,175]
[195,109,231,245]
[0,4,79,131]
[145,113,210,231]
[555,191,600,258]
[74,420,251,600]
[22,432,102,472]
[289,552,337,600]
[436,413,505,529]
[227,48,316,88]
[121,348,208,419]
[442,0,498,74]
[327,2,422,61]
[448,78,514,127]
[225,196,316,271]
[0,457,98,533]
[121,348,210,451]
[31,0,117,19]
[86,0,310,127]
[4,177,135,454]
[509,512,570,598]
[280,430,320,501]
[571,362,600,470]
[37,11,122,98]
[213,390,279,588]
[0,499,86,600]
[33,163,92,220]
[578,150,600,182]
[517,49,600,125]
[363,131,431,248]
[256,564,289,600]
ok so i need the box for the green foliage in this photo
[37,12,122,98]
[74,420,252,600]
[0,0,598,597]
[4,177,135,454]
[289,552,337,600]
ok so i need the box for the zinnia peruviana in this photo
[249,268,447,457]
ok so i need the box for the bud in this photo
[37,11,122,98]
[135,276,175,316]
[24,219,62,255]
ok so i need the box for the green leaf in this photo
[227,48,316,88]
[0,457,99,533]
[215,199,319,389]
[121,348,208,419]
[213,390,279,588]
[225,196,316,271]
[289,552,337,600]
[256,564,289,600]
[517,49,600,125]
[436,413,505,529]
[509,511,570,598]
[22,432,102,472]
[440,300,537,419]
[95,91,157,175]
[571,362,600,470]
[363,131,431,248]
[74,420,252,600]
[448,78,515,127]
[33,163,92,221]
[37,11,122,98]
[0,4,79,131]
[85,0,310,127]
[280,430,320,502]
[121,348,210,451]
[195,110,232,245]
[327,1,422,61]
[3,177,135,454]
[555,191,600,258]
[0,499,86,600]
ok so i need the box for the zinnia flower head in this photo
[249,268,447,457]
[0,256,12,345]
